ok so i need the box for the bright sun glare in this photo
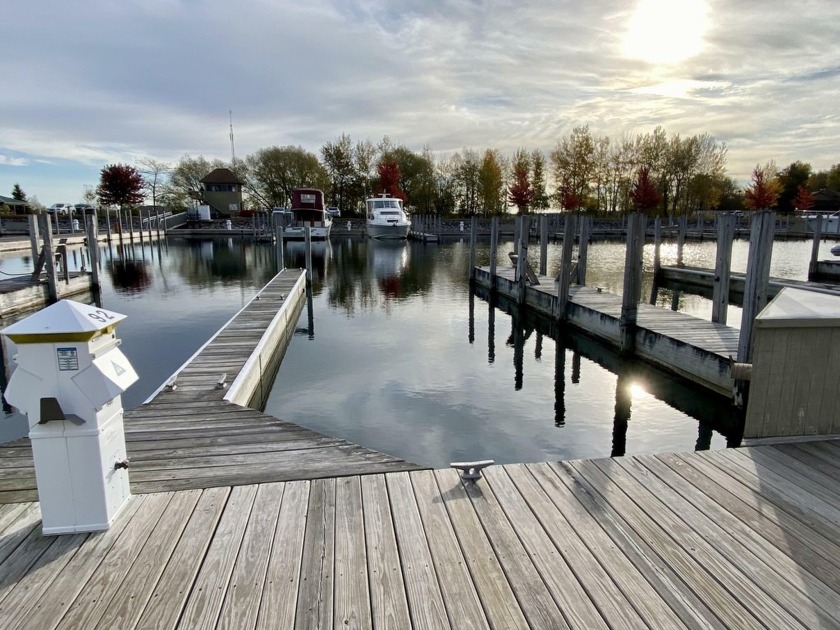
[622,0,708,65]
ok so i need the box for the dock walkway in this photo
[1,442,840,628]
[476,266,739,395]
[0,268,422,503]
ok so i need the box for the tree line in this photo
[7,126,840,217]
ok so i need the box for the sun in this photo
[622,0,708,65]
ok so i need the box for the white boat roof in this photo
[756,287,840,328]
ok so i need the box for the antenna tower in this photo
[229,110,236,166]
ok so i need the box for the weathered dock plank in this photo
[0,443,840,628]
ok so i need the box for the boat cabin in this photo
[290,189,328,224]
[367,196,404,219]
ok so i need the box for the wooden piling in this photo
[128,209,134,240]
[809,215,823,277]
[516,216,529,304]
[539,214,548,276]
[304,227,313,284]
[619,213,646,354]
[677,216,687,266]
[554,213,577,320]
[85,211,101,291]
[737,210,775,364]
[648,216,662,304]
[577,214,590,286]
[28,214,40,261]
[39,214,59,303]
[106,211,112,241]
[275,226,285,272]
[469,215,477,281]
[489,216,498,288]
[513,215,521,248]
[711,213,736,324]
[147,209,153,242]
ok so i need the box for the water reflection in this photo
[326,239,434,313]
[108,259,151,294]
[473,283,744,451]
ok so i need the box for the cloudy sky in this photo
[2,0,839,205]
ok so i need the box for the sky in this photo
[2,0,839,205]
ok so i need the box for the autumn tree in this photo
[793,185,814,212]
[451,149,481,215]
[776,161,812,213]
[558,178,583,212]
[507,149,534,214]
[629,166,661,214]
[743,163,781,210]
[478,149,505,215]
[97,164,145,209]
[377,160,406,200]
[551,125,595,209]
[245,146,329,209]
[11,184,26,201]
[531,150,550,210]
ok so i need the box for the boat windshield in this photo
[371,199,401,209]
[379,211,401,216]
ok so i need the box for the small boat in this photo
[366,193,411,239]
[282,189,332,240]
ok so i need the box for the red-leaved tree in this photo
[507,162,533,214]
[97,164,145,209]
[793,185,814,212]
[377,160,406,201]
[559,178,584,212]
[744,165,780,210]
[629,166,661,214]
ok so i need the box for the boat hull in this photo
[366,222,410,239]
[282,225,332,240]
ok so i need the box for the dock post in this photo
[577,214,590,286]
[735,210,775,407]
[516,216,530,304]
[39,214,59,303]
[85,210,101,291]
[539,214,548,276]
[275,226,285,272]
[619,213,646,354]
[147,209,153,242]
[677,216,687,266]
[513,215,521,249]
[139,211,145,245]
[304,227,313,285]
[489,216,498,289]
[554,213,577,320]
[711,213,736,324]
[28,214,40,261]
[469,215,477,282]
[809,216,823,277]
[648,216,662,304]
[106,211,112,241]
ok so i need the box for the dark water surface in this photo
[2,234,836,464]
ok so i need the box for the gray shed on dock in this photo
[745,287,840,439]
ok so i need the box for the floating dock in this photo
[475,266,738,396]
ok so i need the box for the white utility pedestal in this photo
[1,300,138,535]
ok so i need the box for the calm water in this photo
[263,235,839,467]
[2,233,837,464]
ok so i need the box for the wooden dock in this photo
[659,264,840,303]
[0,272,92,318]
[0,268,422,503]
[475,266,739,396]
[2,441,840,628]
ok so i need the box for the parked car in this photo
[74,203,95,213]
[326,206,341,218]
[47,203,73,215]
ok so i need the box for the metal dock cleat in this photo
[450,460,494,481]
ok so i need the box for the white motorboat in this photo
[282,188,332,240]
[366,193,411,239]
